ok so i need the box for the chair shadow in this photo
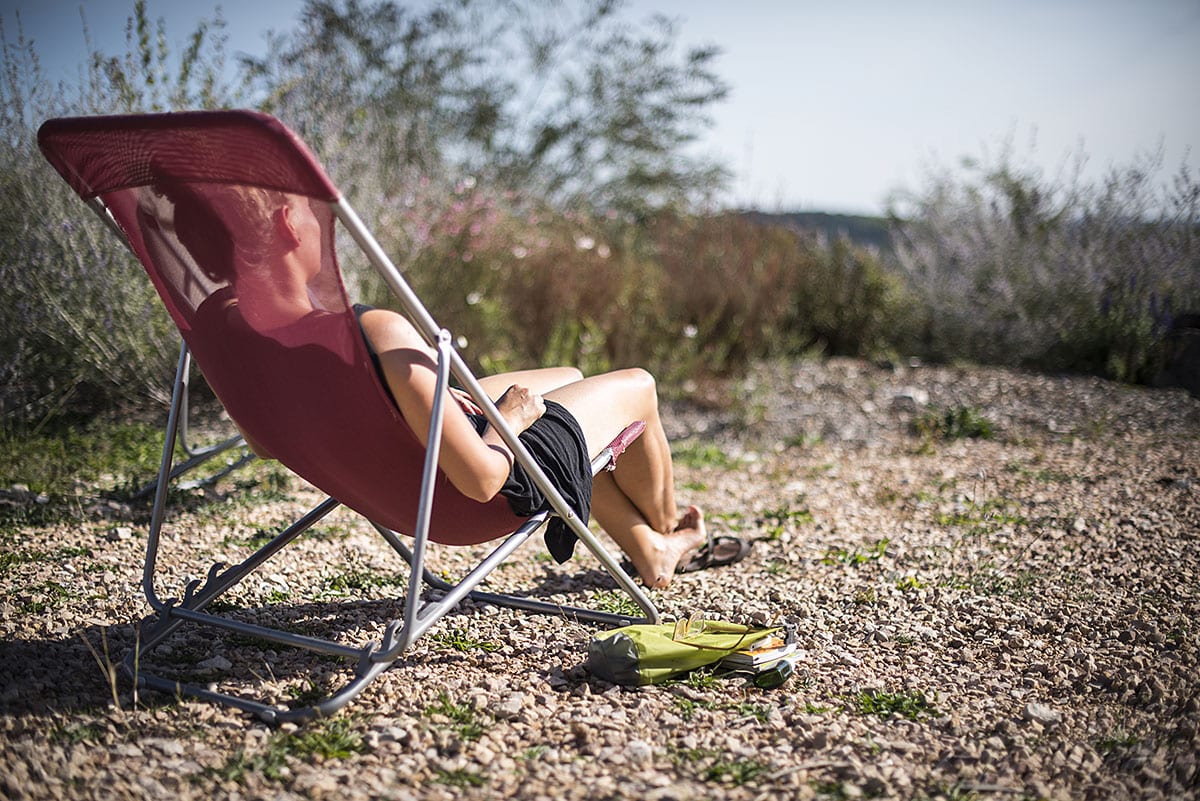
[0,564,629,722]
[0,596,478,720]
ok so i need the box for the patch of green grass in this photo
[0,544,94,574]
[202,597,242,614]
[212,716,366,783]
[430,623,500,653]
[265,589,291,604]
[848,689,937,721]
[682,666,721,690]
[734,702,770,722]
[225,465,294,505]
[785,433,823,449]
[931,781,983,801]
[673,696,718,721]
[945,563,1040,598]
[434,768,488,787]
[591,589,645,618]
[661,664,722,691]
[215,747,288,783]
[895,575,926,592]
[673,745,769,785]
[812,779,850,799]
[0,551,35,572]
[915,405,995,441]
[671,441,743,470]
[286,679,327,706]
[1095,727,1141,754]
[936,499,1026,531]
[307,521,357,540]
[519,744,550,761]
[821,538,890,566]
[874,486,901,505]
[425,692,487,741]
[222,525,280,549]
[853,587,878,605]
[1004,459,1072,484]
[0,419,165,498]
[320,568,404,597]
[801,700,836,714]
[707,510,748,531]
[19,579,72,613]
[289,716,368,759]
[705,757,769,785]
[758,505,814,540]
[49,720,106,745]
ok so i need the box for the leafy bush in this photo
[0,2,239,427]
[380,205,919,383]
[890,143,1200,382]
[648,212,917,374]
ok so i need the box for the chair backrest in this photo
[39,110,519,545]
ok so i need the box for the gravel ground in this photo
[1,358,1198,801]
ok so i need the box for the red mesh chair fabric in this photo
[39,111,521,546]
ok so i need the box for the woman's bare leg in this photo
[545,369,673,526]
[544,368,707,586]
[592,474,707,588]
[477,367,582,398]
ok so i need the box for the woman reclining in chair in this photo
[166,181,749,588]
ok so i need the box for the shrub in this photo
[890,142,1200,382]
[0,2,240,428]
[383,207,920,384]
[649,212,918,373]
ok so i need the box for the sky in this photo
[6,0,1199,215]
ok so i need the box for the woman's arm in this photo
[357,308,543,503]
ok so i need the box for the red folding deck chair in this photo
[38,110,659,723]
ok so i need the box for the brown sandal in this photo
[675,534,751,574]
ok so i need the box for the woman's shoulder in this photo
[356,306,426,351]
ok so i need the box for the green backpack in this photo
[587,618,777,686]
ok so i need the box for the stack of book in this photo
[720,635,798,669]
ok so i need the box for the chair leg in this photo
[132,341,253,500]
[372,518,646,633]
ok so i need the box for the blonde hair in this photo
[156,178,292,282]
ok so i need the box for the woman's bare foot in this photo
[636,505,708,589]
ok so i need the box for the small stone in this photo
[494,692,525,720]
[890,388,929,412]
[474,743,496,765]
[196,655,233,672]
[1023,702,1062,726]
[626,740,653,765]
[108,526,134,541]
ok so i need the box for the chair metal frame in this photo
[131,345,253,498]
[45,113,660,724]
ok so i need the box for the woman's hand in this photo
[495,384,545,434]
[449,387,483,415]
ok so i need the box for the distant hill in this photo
[741,210,895,257]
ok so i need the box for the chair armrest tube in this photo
[607,420,646,462]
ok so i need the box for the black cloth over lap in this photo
[479,399,592,564]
